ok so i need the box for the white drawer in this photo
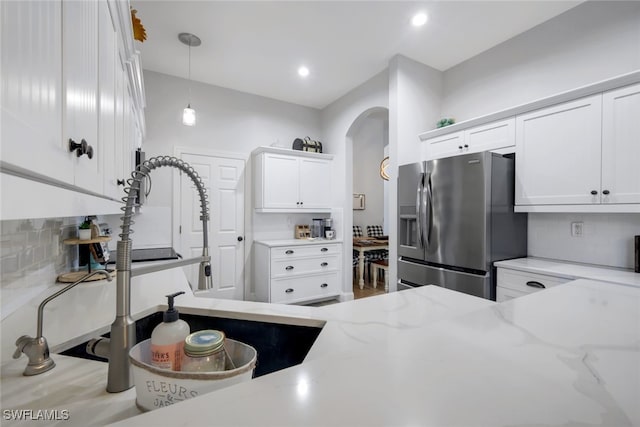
[270,273,340,304]
[271,244,340,259]
[496,268,571,295]
[271,255,338,278]
[496,286,528,303]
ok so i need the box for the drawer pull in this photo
[321,262,329,267]
[321,247,328,252]
[285,288,294,293]
[285,250,294,255]
[320,283,328,288]
[526,281,545,289]
[285,266,294,271]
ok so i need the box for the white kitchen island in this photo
[1,269,638,426]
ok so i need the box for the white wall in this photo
[437,1,640,269]
[352,115,387,232]
[528,214,640,269]
[138,70,322,247]
[442,1,640,122]
[388,55,444,291]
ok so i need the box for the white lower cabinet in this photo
[496,268,572,302]
[255,241,342,304]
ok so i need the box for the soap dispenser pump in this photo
[150,291,190,371]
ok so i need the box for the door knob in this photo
[237,236,244,242]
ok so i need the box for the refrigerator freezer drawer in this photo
[399,258,492,300]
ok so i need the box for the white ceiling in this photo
[132,1,582,109]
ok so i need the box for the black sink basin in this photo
[60,311,323,378]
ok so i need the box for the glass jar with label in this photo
[181,330,226,372]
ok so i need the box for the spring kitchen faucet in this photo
[15,156,212,394]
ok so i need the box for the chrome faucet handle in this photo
[14,335,55,376]
[13,335,30,359]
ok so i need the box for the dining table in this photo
[352,237,389,289]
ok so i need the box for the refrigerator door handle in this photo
[416,174,424,249]
[423,172,432,248]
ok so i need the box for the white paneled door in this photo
[178,153,245,300]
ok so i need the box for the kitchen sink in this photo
[59,311,324,378]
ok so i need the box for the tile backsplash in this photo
[0,217,81,319]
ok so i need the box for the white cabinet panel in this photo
[254,148,333,213]
[63,0,101,193]
[0,1,70,184]
[496,267,571,302]
[99,0,118,199]
[515,95,602,205]
[425,131,464,160]
[601,83,640,204]
[465,118,515,153]
[261,154,299,209]
[298,158,332,209]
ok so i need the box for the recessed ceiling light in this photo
[411,12,428,27]
[298,66,310,78]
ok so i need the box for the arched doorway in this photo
[344,107,389,299]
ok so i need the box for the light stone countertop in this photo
[2,267,638,426]
[0,268,490,426]
[112,278,640,427]
[494,256,640,287]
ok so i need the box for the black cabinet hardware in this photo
[526,281,545,289]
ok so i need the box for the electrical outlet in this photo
[571,221,584,237]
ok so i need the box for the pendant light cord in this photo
[188,36,192,106]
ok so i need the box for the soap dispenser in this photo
[150,291,190,371]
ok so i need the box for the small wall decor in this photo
[130,8,147,42]
[379,156,389,181]
[353,193,365,210]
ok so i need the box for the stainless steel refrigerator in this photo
[397,151,527,300]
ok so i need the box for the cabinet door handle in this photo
[285,288,294,293]
[69,138,93,159]
[321,262,328,267]
[590,190,598,195]
[285,266,294,271]
[117,179,126,186]
[602,190,610,195]
[285,250,294,255]
[458,145,463,150]
[320,283,328,288]
[526,281,545,289]
[321,248,328,252]
[463,144,469,148]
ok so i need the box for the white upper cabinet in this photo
[64,0,101,193]
[298,158,332,210]
[515,95,602,206]
[601,83,640,204]
[515,84,640,211]
[253,147,333,213]
[424,118,515,160]
[0,1,70,184]
[1,0,145,218]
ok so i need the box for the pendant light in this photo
[179,32,201,126]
